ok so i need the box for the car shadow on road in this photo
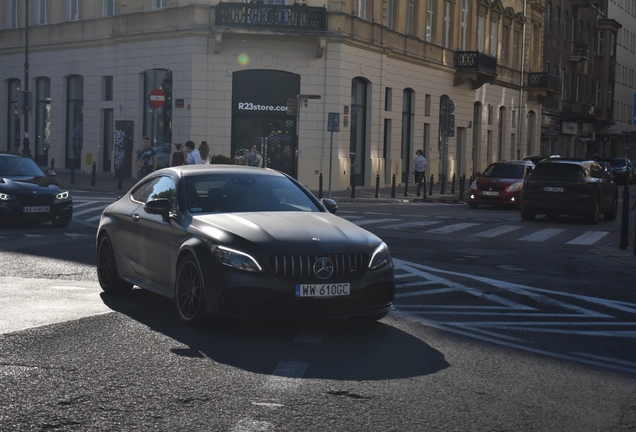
[100,289,449,381]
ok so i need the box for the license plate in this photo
[296,283,350,298]
[482,191,499,196]
[23,206,50,213]
[544,187,564,192]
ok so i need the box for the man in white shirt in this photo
[184,140,202,165]
[413,149,428,196]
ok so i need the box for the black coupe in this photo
[96,165,395,325]
[0,152,73,227]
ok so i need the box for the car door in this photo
[590,163,612,210]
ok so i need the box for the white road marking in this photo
[381,220,442,230]
[72,204,110,216]
[518,228,566,242]
[352,218,401,226]
[472,225,523,238]
[71,201,96,208]
[566,231,610,245]
[251,402,284,408]
[426,223,482,234]
[572,352,636,368]
[86,215,103,222]
[24,234,44,238]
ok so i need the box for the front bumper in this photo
[468,190,520,205]
[0,201,73,223]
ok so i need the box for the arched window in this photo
[402,88,415,181]
[6,79,21,152]
[66,75,83,168]
[35,77,51,166]
[350,78,368,186]
[143,69,173,148]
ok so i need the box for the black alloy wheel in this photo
[97,235,133,293]
[604,195,618,221]
[585,198,600,224]
[175,255,208,326]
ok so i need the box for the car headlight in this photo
[0,193,11,201]
[506,182,522,192]
[469,180,477,190]
[210,245,263,272]
[55,190,70,200]
[369,242,391,270]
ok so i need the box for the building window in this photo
[425,94,431,116]
[8,0,19,29]
[103,0,115,17]
[66,75,84,169]
[564,11,568,40]
[598,30,605,56]
[350,77,368,186]
[487,105,493,125]
[513,30,520,69]
[69,0,81,21]
[556,7,560,37]
[426,0,433,42]
[596,81,602,109]
[35,78,51,165]
[490,20,499,56]
[547,2,552,34]
[443,1,452,48]
[7,79,21,152]
[477,15,486,53]
[501,26,509,64]
[385,87,392,111]
[402,89,415,181]
[387,0,397,31]
[608,82,613,111]
[498,107,506,160]
[610,32,616,57]
[407,0,414,35]
[152,0,166,10]
[103,76,114,101]
[37,0,49,25]
[460,0,468,50]
[562,68,567,99]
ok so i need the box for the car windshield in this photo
[532,163,586,178]
[0,155,46,177]
[606,158,627,167]
[481,164,525,179]
[185,173,321,214]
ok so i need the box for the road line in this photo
[472,225,523,238]
[426,223,482,234]
[395,287,459,298]
[352,218,401,226]
[566,231,609,245]
[395,281,442,288]
[71,201,95,208]
[85,215,103,222]
[381,220,442,230]
[72,204,110,216]
[518,228,566,242]
[572,352,636,368]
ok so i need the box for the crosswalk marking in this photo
[426,223,482,234]
[352,218,401,226]
[519,228,566,242]
[472,225,523,238]
[566,231,610,245]
[72,204,110,217]
[382,220,442,230]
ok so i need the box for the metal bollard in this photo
[375,174,380,198]
[50,158,55,171]
[391,174,396,198]
[620,186,629,250]
[422,174,427,200]
[91,162,96,186]
[429,174,434,196]
[350,172,356,199]
[71,165,76,184]
[451,173,456,194]
[403,173,409,197]
[459,173,466,201]
[440,173,446,195]
[318,172,323,199]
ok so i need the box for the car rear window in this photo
[0,155,46,177]
[606,158,627,167]
[481,164,525,179]
[532,163,586,179]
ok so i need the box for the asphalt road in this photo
[1,196,635,431]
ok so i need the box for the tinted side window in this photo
[131,178,162,203]
[147,176,177,210]
[532,164,585,178]
[590,163,603,179]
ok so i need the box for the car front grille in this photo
[15,193,54,206]
[269,253,369,282]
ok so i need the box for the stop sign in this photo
[149,88,165,109]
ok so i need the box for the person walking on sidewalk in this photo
[134,136,157,179]
[185,140,203,165]
[414,149,428,196]
[170,143,187,167]
[199,141,211,164]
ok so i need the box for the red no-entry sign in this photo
[149,88,165,108]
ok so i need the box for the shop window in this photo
[401,89,415,181]
[6,79,21,152]
[35,78,51,166]
[66,75,84,169]
[350,77,368,186]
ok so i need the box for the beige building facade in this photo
[1,0,544,191]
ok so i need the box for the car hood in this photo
[0,176,66,191]
[192,212,380,251]
[475,177,521,189]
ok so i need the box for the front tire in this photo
[175,255,208,326]
[468,202,478,209]
[349,312,388,323]
[604,195,618,220]
[520,209,536,221]
[585,198,600,224]
[97,234,132,293]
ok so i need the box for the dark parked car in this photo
[468,160,534,208]
[520,158,618,224]
[97,165,395,325]
[0,152,73,227]
[604,157,635,185]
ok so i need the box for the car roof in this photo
[489,160,532,165]
[0,152,31,159]
[536,158,593,165]
[156,164,286,178]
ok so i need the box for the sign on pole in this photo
[149,88,166,108]
[328,113,340,132]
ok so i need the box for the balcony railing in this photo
[527,72,560,92]
[454,51,498,75]
[570,42,588,61]
[215,3,327,31]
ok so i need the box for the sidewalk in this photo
[53,167,636,267]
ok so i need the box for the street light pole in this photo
[516,0,527,160]
[22,0,31,157]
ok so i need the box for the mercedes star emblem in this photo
[313,257,334,280]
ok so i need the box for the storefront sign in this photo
[578,134,593,143]
[232,70,300,117]
[562,122,578,135]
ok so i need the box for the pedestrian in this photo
[413,149,428,196]
[170,143,187,167]
[184,140,203,165]
[199,141,211,164]
[134,136,157,179]
[234,145,263,167]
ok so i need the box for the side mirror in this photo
[475,172,482,178]
[144,198,172,216]
[46,169,56,177]
[321,198,338,214]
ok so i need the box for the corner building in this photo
[1,0,545,191]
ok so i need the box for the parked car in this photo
[0,152,73,227]
[520,158,618,224]
[604,157,635,185]
[97,165,395,326]
[522,155,560,165]
[467,160,534,208]
[155,143,173,169]
[597,161,614,182]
